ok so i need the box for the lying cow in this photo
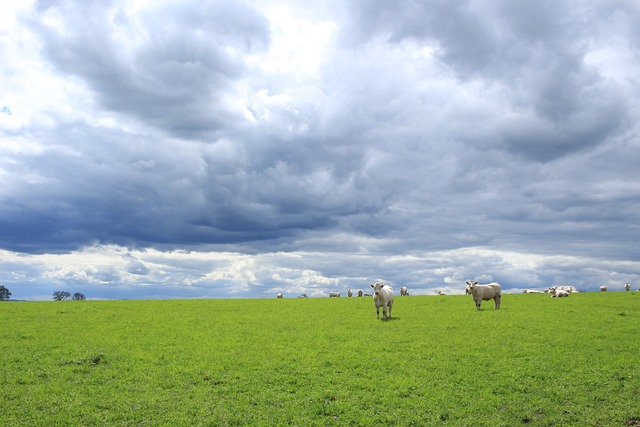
[549,285,576,294]
[370,282,394,320]
[329,291,341,298]
[465,280,501,310]
[551,290,569,298]
[276,293,283,298]
[400,286,409,296]
[600,285,608,292]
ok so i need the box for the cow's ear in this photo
[370,284,374,288]
[380,284,384,288]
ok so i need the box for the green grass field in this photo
[1,292,639,426]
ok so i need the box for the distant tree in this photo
[53,291,71,301]
[72,292,86,301]
[0,285,11,301]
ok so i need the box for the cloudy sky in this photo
[2,0,640,300]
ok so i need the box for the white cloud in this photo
[4,244,639,300]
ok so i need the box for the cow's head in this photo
[370,282,385,295]
[465,280,478,290]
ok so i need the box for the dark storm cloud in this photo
[31,0,270,138]
[343,0,632,162]
[0,119,389,252]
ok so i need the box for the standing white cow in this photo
[624,283,630,292]
[276,293,283,298]
[600,285,608,292]
[465,280,501,310]
[357,289,363,297]
[465,284,472,295]
[400,286,409,296]
[347,289,353,297]
[370,282,394,320]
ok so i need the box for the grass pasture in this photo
[1,292,639,426]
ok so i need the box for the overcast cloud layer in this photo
[2,0,640,300]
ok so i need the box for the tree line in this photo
[53,291,86,301]
[0,286,86,301]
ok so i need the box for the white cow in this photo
[551,290,569,298]
[624,283,630,292]
[370,282,394,320]
[600,285,608,292]
[276,293,283,298]
[465,280,501,310]
[549,286,578,294]
[357,289,363,297]
[400,286,409,296]
[329,291,341,298]
[465,284,472,295]
[437,290,446,296]
[347,289,353,297]
[522,289,544,294]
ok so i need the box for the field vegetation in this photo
[1,292,639,426]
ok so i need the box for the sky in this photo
[1,0,640,300]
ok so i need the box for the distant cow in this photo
[357,289,363,297]
[552,290,569,298]
[347,289,353,297]
[523,289,543,294]
[549,285,576,294]
[400,286,409,296]
[370,282,394,320]
[465,280,501,310]
[600,285,608,292]
[437,290,445,296]
[624,283,630,292]
[276,293,283,298]
[329,292,340,298]
[465,284,472,295]
[298,294,308,298]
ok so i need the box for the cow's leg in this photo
[388,302,392,319]
[382,306,387,320]
[475,300,481,310]
[376,306,380,319]
[495,295,501,309]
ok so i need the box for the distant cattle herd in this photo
[275,281,636,319]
